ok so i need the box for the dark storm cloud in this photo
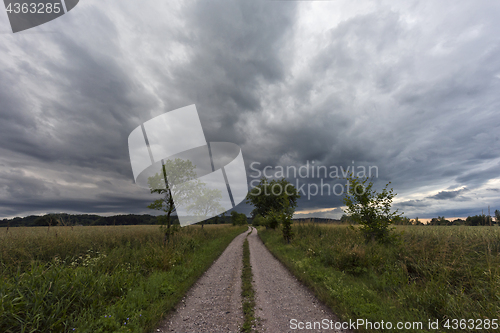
[0,18,157,177]
[0,196,155,217]
[456,161,500,188]
[429,188,469,200]
[395,200,427,208]
[238,2,500,217]
[0,168,54,200]
[1,0,500,218]
[0,0,300,217]
[148,0,299,145]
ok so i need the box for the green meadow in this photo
[259,224,500,332]
[0,224,246,333]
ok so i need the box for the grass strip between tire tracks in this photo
[241,229,257,333]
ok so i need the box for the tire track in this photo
[155,228,251,333]
[248,227,349,333]
[155,226,349,332]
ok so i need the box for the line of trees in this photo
[0,213,159,228]
[425,212,500,226]
[231,211,248,226]
[341,212,500,227]
[1,212,251,229]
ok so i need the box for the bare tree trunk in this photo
[164,209,172,245]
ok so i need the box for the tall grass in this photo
[259,224,500,332]
[0,224,246,333]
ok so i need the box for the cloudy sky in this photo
[0,0,499,220]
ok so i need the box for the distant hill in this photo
[0,213,238,228]
[0,213,160,228]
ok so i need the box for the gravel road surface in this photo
[248,227,349,333]
[155,228,251,333]
[155,227,349,333]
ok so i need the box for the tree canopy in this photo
[245,177,299,242]
[245,177,300,218]
[147,158,201,242]
[343,173,401,243]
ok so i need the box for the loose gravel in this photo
[248,227,350,333]
[155,227,350,333]
[155,228,251,333]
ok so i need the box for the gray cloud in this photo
[1,0,500,219]
[429,188,469,200]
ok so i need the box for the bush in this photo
[259,224,500,331]
[343,173,401,244]
[231,211,247,226]
[252,215,264,226]
[264,211,280,230]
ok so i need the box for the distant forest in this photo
[389,213,500,226]
[341,214,500,226]
[0,213,237,228]
[3,212,497,228]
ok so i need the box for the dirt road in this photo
[248,227,347,333]
[155,227,348,332]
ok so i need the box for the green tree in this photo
[252,214,265,226]
[428,216,450,226]
[278,195,294,243]
[230,211,247,226]
[245,177,300,218]
[451,218,465,225]
[340,214,354,224]
[465,215,487,226]
[264,211,280,230]
[343,173,402,243]
[187,187,225,229]
[392,216,411,225]
[246,177,299,242]
[147,158,200,244]
[413,217,424,225]
[495,210,500,225]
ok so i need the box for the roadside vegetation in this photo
[0,224,246,332]
[259,224,500,332]
[251,174,500,332]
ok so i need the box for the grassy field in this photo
[0,224,247,333]
[259,224,500,332]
